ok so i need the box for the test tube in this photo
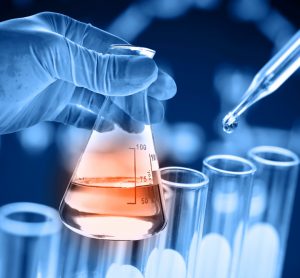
[0,202,62,278]
[201,155,256,278]
[137,167,209,278]
[237,146,299,278]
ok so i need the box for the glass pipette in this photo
[223,30,300,133]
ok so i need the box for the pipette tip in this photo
[222,112,238,134]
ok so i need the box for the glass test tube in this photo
[135,167,209,278]
[60,167,208,278]
[237,146,299,278]
[0,202,62,278]
[201,155,256,278]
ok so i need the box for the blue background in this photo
[1,0,300,276]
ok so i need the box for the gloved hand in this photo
[0,12,176,134]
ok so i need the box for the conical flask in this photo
[59,45,167,240]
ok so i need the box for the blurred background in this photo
[0,0,300,276]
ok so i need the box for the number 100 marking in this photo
[136,144,147,150]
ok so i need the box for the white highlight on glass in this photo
[106,264,143,278]
[195,234,231,278]
[239,223,279,278]
[145,248,186,278]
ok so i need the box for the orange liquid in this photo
[59,177,166,240]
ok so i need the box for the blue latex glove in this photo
[0,12,176,134]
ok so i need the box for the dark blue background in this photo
[1,0,300,276]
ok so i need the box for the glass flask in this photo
[59,45,167,241]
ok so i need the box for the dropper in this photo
[223,30,300,133]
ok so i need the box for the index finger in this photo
[35,12,127,52]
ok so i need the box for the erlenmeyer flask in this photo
[59,45,167,240]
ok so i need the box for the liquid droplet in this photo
[222,113,238,134]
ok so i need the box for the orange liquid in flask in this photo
[60,174,166,240]
[59,142,166,240]
[59,45,167,240]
